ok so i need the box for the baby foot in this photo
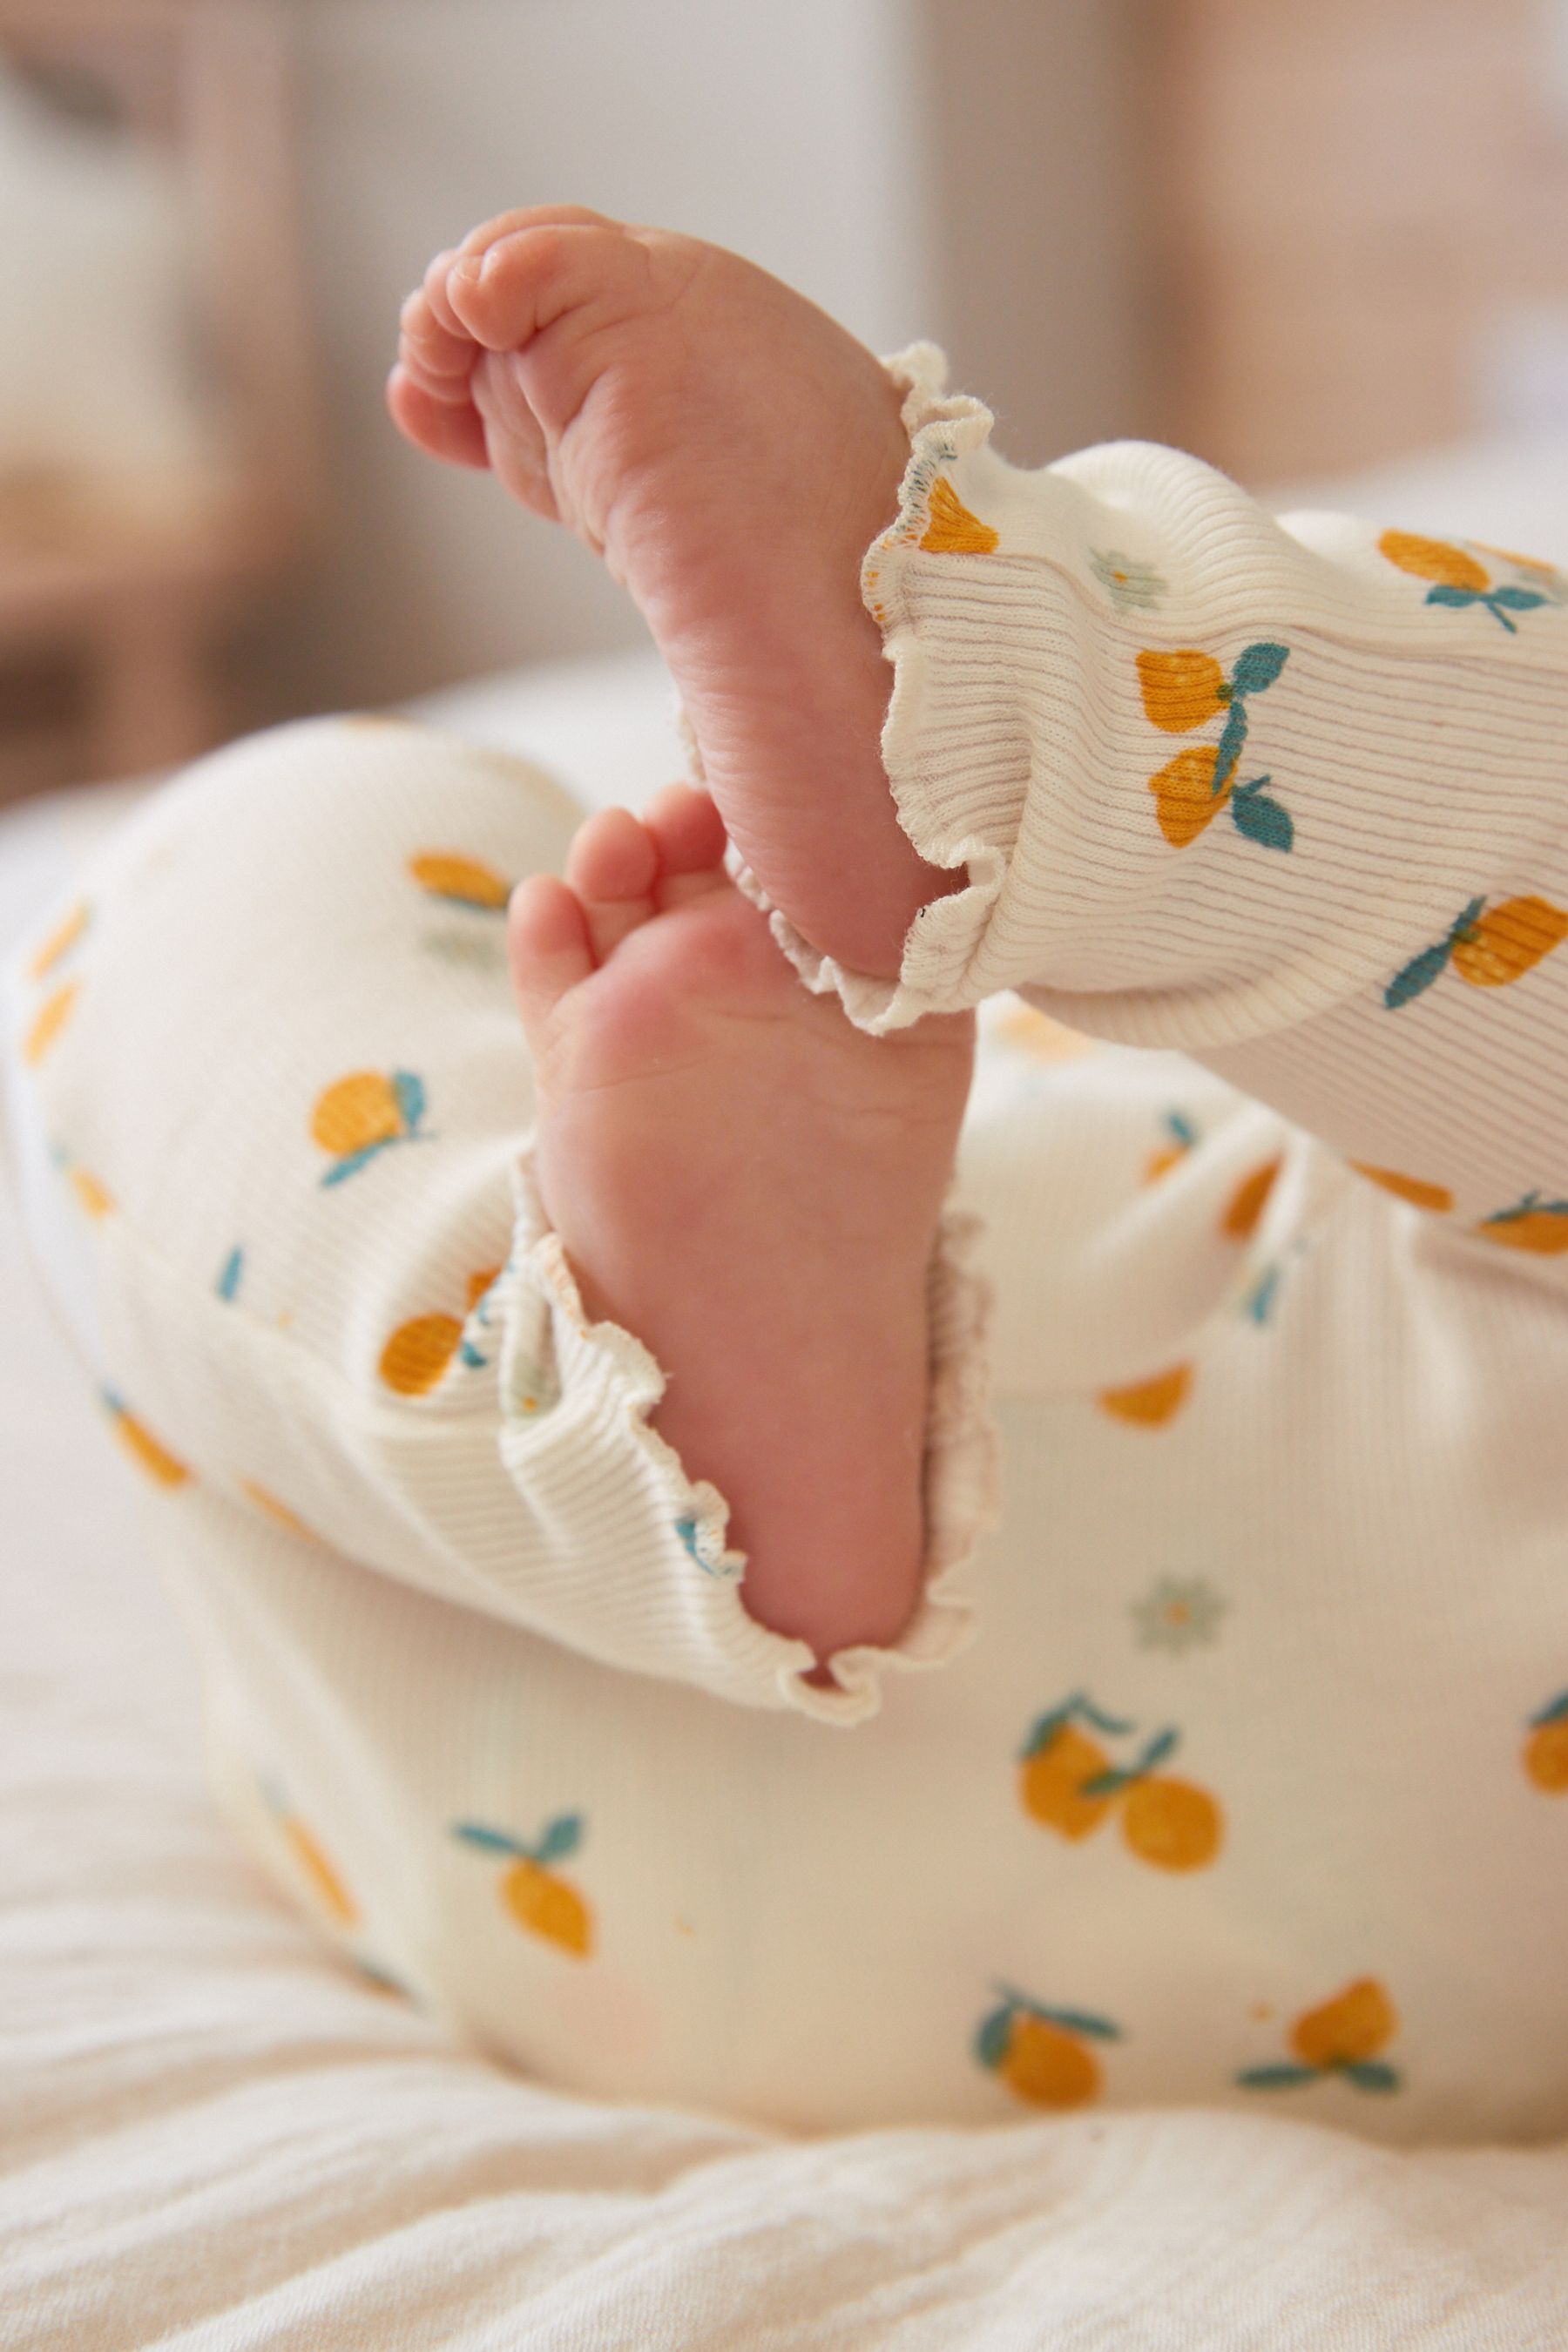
[509,782,974,1666]
[390,206,956,980]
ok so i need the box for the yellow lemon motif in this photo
[1000,2012,1102,2108]
[1378,531,1488,592]
[24,980,79,1067]
[67,1165,114,1219]
[1349,1164,1453,1214]
[1149,746,1228,848]
[1477,1198,1568,1256]
[1222,1156,1281,1241]
[1524,1716,1568,1793]
[1020,1723,1118,1842]
[1137,649,1229,733]
[240,1479,317,1541]
[919,477,999,555]
[283,1816,360,1928]
[1450,896,1568,989]
[996,1004,1096,1062]
[106,1398,190,1489]
[1289,1977,1398,2071]
[409,851,510,910]
[1098,1362,1193,1427]
[504,1859,593,1956]
[311,1071,404,1157]
[29,901,89,982]
[379,1313,464,1396]
[1119,1776,1223,1872]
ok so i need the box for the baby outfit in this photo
[6,349,1568,2141]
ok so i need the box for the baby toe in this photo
[565,807,659,963]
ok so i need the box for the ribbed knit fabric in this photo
[7,499,1568,2134]
[2,718,990,1725]
[749,348,1568,1294]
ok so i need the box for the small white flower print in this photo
[1090,549,1168,612]
[1132,1576,1227,1652]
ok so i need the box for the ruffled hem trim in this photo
[725,345,1007,1036]
[498,1140,995,1723]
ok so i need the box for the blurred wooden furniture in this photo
[0,0,315,796]
[1147,0,1568,486]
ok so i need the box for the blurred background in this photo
[6,0,1568,801]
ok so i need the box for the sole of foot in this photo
[391,206,959,981]
[510,782,975,1666]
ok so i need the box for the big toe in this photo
[446,216,653,375]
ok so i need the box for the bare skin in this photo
[389,209,974,1665]
[388,204,956,978]
[508,784,972,1665]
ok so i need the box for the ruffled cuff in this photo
[724,343,1004,1035]
[490,1143,997,1724]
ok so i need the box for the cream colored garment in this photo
[5,686,1568,2144]
[10,1003,1568,2349]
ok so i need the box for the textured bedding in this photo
[6,632,1568,2349]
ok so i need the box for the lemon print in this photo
[1138,649,1230,733]
[1385,893,1568,1009]
[1378,531,1488,592]
[1451,896,1568,987]
[504,1860,592,1954]
[1378,530,1547,631]
[1524,1693,1568,1791]
[1119,1775,1222,1872]
[1019,1721,1119,1841]
[1240,1977,1401,2092]
[1138,641,1292,853]
[1017,1693,1224,1872]
[103,1391,189,1488]
[919,476,998,555]
[452,1814,595,1958]
[311,1069,427,1186]
[1477,1193,1568,1256]
[1222,1156,1281,1241]
[282,1815,360,1929]
[65,1162,113,1219]
[29,900,89,982]
[1149,746,1228,848]
[379,1313,464,1396]
[975,1985,1119,2108]
[1292,1977,1398,2071]
[240,1479,317,1541]
[380,1266,504,1395]
[23,979,79,1067]
[1098,1362,1193,1426]
[409,850,510,911]
[1144,1109,1197,1183]
[1348,1164,1453,1214]
[996,1003,1096,1062]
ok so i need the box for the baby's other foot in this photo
[391,208,956,980]
[509,783,973,1666]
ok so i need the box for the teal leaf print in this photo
[452,1821,521,1856]
[975,2004,1012,2070]
[1424,584,1481,610]
[216,1246,244,1301]
[1384,940,1451,1009]
[392,1071,427,1136]
[1230,781,1294,852]
[320,1139,393,1188]
[1214,704,1249,788]
[1531,1692,1568,1729]
[1230,641,1290,697]
[1342,2060,1401,2092]
[1237,2063,1318,2089]
[536,1814,583,1864]
[1490,587,1548,613]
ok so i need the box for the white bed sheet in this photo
[6,614,1568,2347]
